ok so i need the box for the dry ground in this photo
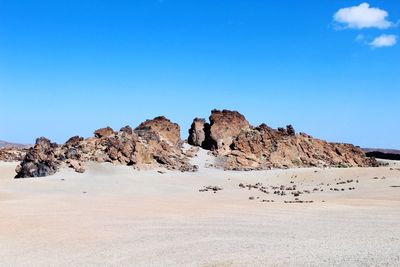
[1,152,400,266]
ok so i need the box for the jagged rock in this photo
[135,116,180,146]
[65,136,84,145]
[15,117,197,178]
[94,127,114,138]
[120,125,133,134]
[188,109,378,170]
[277,127,286,134]
[15,137,60,178]
[0,147,28,162]
[189,109,250,153]
[286,125,295,136]
[208,109,250,152]
[105,132,137,164]
[188,118,209,147]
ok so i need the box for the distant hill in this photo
[362,148,400,160]
[362,148,400,154]
[0,140,32,149]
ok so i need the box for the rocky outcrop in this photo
[188,118,208,147]
[135,116,181,146]
[0,147,28,162]
[188,109,378,170]
[14,109,379,177]
[0,140,30,162]
[207,109,250,153]
[15,117,197,178]
[15,137,60,178]
[286,125,295,136]
[94,127,114,138]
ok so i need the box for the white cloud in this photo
[369,34,397,48]
[334,3,393,29]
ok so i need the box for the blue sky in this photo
[0,0,399,148]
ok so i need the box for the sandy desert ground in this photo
[1,149,400,266]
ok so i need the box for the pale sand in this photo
[1,151,400,266]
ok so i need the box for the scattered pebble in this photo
[199,186,223,193]
[284,200,314,204]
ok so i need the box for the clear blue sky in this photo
[1,0,399,148]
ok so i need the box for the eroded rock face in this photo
[188,118,208,147]
[208,109,250,152]
[188,109,250,152]
[188,109,378,170]
[15,117,197,178]
[135,116,180,146]
[15,137,60,178]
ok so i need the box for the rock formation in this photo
[188,118,208,147]
[94,127,114,138]
[15,137,59,178]
[188,109,378,170]
[0,140,30,162]
[15,116,197,178]
[207,109,250,153]
[0,147,28,162]
[136,116,181,146]
[13,109,379,177]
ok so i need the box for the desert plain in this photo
[1,148,400,267]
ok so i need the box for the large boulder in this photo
[208,109,250,152]
[188,118,209,147]
[188,110,250,152]
[15,137,60,178]
[135,116,181,146]
[94,127,114,138]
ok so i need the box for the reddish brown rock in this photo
[15,117,197,178]
[224,127,377,170]
[208,110,250,152]
[0,147,28,162]
[189,109,378,170]
[67,159,85,173]
[94,127,114,138]
[188,110,250,152]
[135,116,180,146]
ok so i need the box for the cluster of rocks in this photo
[198,185,223,193]
[188,109,378,170]
[0,147,28,162]
[13,108,379,178]
[284,200,314,204]
[15,116,198,178]
[238,177,362,204]
[239,182,320,198]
